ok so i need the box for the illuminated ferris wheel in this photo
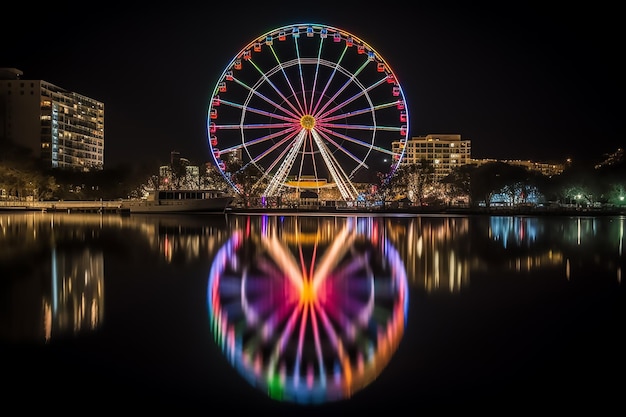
[207,23,409,201]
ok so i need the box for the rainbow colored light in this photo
[207,216,408,404]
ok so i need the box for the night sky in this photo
[2,1,622,168]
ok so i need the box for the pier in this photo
[0,200,129,214]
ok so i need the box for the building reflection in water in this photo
[44,247,104,342]
[362,214,624,294]
[0,212,230,343]
[487,216,564,274]
[132,215,229,264]
[207,215,409,404]
[0,213,110,343]
[385,216,471,293]
[486,215,624,282]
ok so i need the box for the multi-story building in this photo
[471,158,566,176]
[393,133,568,181]
[0,68,104,171]
[595,148,624,169]
[159,151,200,189]
[392,134,472,182]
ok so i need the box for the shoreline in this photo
[225,206,626,217]
[2,202,624,217]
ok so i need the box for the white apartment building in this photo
[393,134,472,182]
[0,68,104,171]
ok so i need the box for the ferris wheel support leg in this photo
[311,130,359,201]
[264,130,307,197]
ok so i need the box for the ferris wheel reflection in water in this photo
[207,215,409,404]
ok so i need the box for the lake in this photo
[1,211,623,414]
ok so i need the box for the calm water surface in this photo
[1,212,624,414]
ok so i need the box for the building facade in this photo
[393,134,472,182]
[0,68,104,171]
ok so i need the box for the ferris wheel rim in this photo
[207,23,409,200]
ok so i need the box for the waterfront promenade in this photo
[2,199,624,216]
[225,205,626,216]
[0,199,127,214]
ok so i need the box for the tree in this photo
[228,161,264,207]
[0,140,58,200]
[396,160,435,206]
[470,162,529,207]
[441,164,476,205]
[551,162,602,206]
[201,163,231,191]
[170,157,188,190]
[373,169,398,208]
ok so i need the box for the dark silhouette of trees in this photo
[440,163,475,205]
[0,140,57,200]
[225,161,264,207]
[466,162,528,207]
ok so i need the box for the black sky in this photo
[2,1,623,168]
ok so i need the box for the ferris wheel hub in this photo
[300,114,316,130]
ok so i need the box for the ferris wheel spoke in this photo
[292,38,309,116]
[316,125,376,152]
[320,122,401,133]
[233,74,303,120]
[293,303,310,378]
[265,130,307,196]
[218,125,300,154]
[309,306,327,381]
[314,74,364,120]
[316,62,376,119]
[216,122,297,131]
[267,305,304,375]
[219,97,298,124]
[248,129,302,167]
[312,225,356,289]
[256,134,309,192]
[311,130,359,200]
[249,54,309,118]
[307,38,326,115]
[313,128,370,170]
[317,126,402,172]
[314,303,345,352]
[291,130,323,192]
[261,234,304,290]
[318,105,378,124]
[310,50,350,117]
[315,79,389,123]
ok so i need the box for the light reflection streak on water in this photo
[2,212,624,349]
[207,216,408,404]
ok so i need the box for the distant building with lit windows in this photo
[471,158,566,177]
[594,148,624,169]
[0,68,104,171]
[158,151,201,189]
[393,134,472,182]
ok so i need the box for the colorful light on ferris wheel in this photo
[206,23,410,200]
